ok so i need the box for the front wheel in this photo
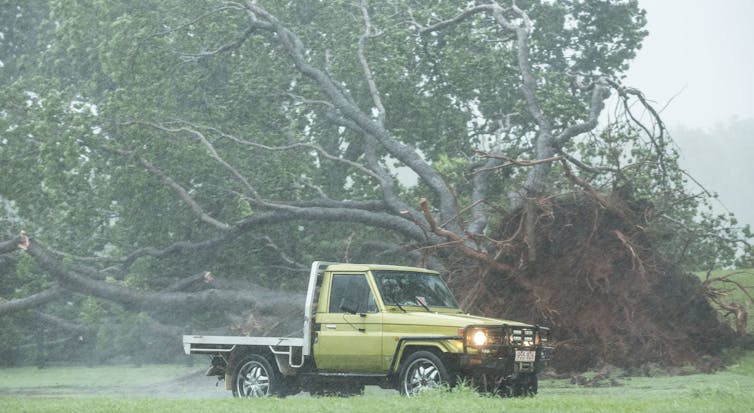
[398,351,451,396]
[514,374,538,397]
[232,353,279,398]
[498,374,538,397]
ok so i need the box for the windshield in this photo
[372,271,459,309]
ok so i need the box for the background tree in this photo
[1,0,749,369]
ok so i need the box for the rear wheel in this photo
[398,351,451,396]
[231,353,278,398]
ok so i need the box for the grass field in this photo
[1,351,754,413]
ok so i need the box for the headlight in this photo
[464,328,489,348]
[509,328,535,346]
[472,330,487,347]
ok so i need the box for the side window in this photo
[329,274,377,313]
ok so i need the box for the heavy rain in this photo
[1,1,752,411]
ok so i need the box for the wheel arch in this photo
[390,337,462,375]
[229,345,275,365]
[227,346,277,391]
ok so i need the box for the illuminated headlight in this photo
[465,328,489,348]
[472,330,488,347]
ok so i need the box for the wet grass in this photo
[0,364,197,389]
[2,351,754,413]
[1,384,753,413]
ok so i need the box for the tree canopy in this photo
[1,0,750,368]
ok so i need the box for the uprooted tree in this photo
[1,0,751,370]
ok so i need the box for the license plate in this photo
[515,350,536,362]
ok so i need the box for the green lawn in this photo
[1,352,754,413]
[0,364,197,389]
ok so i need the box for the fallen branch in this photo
[701,270,753,336]
[474,154,563,174]
[162,271,216,293]
[0,285,65,316]
[420,198,511,273]
[0,231,28,254]
[23,236,303,316]
[33,311,92,336]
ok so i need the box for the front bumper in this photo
[460,345,552,374]
[459,324,553,375]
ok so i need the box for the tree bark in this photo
[23,237,303,316]
[0,286,65,316]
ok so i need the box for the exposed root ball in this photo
[457,194,734,372]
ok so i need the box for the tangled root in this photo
[451,193,734,372]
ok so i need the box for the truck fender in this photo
[390,336,463,374]
[272,353,296,376]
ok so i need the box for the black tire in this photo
[507,374,538,397]
[519,374,538,397]
[231,353,279,398]
[398,350,451,396]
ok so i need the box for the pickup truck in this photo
[183,261,552,397]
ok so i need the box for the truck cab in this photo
[183,262,552,397]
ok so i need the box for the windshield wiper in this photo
[385,292,407,313]
[415,298,431,312]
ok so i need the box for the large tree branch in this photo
[138,157,231,230]
[130,121,266,203]
[23,237,303,316]
[101,139,231,231]
[123,207,421,269]
[243,1,460,229]
[179,25,257,62]
[1,201,427,277]
[417,5,496,34]
[162,271,216,293]
[358,0,386,125]
[416,2,560,207]
[362,135,425,224]
[420,198,511,273]
[554,78,610,146]
[503,9,555,203]
[0,232,28,255]
[206,123,383,184]
[111,123,405,244]
[605,78,668,171]
[33,311,92,336]
[0,285,65,316]
[469,115,516,234]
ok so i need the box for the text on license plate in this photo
[515,350,536,362]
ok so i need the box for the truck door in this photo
[313,273,383,372]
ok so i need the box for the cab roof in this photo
[324,263,438,274]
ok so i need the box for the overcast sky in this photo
[626,0,754,129]
[626,0,754,231]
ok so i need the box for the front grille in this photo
[486,328,507,346]
[509,328,536,347]
[464,324,549,354]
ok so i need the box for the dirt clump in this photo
[455,193,735,372]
